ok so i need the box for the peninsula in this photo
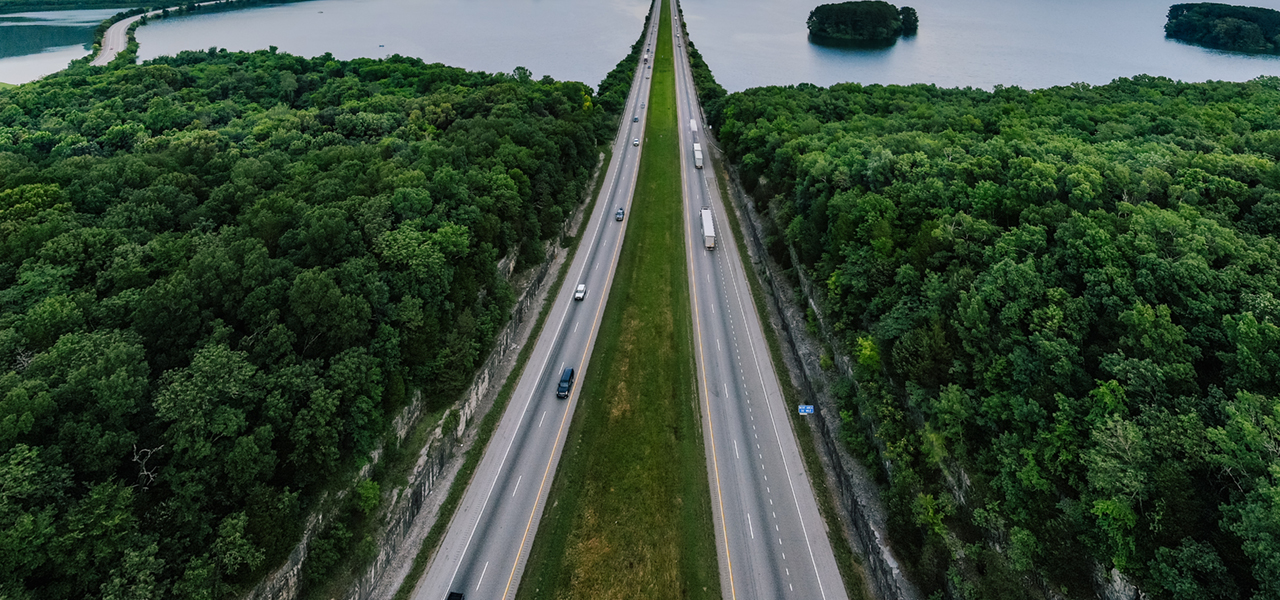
[1165,2,1280,53]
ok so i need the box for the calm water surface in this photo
[681,0,1280,91]
[5,0,1280,90]
[138,0,652,87]
[0,9,119,84]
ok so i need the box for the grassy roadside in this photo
[517,1,720,597]
[711,151,872,600]
[389,145,613,600]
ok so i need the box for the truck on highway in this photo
[701,207,715,249]
[693,143,703,169]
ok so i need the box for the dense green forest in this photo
[0,49,606,598]
[806,1,917,43]
[712,76,1280,598]
[1166,3,1280,53]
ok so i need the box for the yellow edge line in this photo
[674,4,737,597]
[500,11,653,594]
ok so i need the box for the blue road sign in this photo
[798,405,814,415]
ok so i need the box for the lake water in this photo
[0,9,120,84]
[137,0,653,88]
[681,0,1280,91]
[5,0,1280,91]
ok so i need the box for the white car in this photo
[633,138,639,146]
[574,284,586,301]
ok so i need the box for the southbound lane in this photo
[411,4,664,599]
[670,4,849,599]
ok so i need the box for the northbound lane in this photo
[670,4,850,599]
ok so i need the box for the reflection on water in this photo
[137,0,652,88]
[0,9,120,83]
[7,0,1280,90]
[681,0,1280,91]
[806,33,900,51]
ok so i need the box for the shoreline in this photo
[90,0,228,66]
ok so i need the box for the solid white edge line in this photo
[439,3,660,593]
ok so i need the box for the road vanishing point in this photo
[411,0,848,597]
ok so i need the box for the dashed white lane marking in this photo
[539,411,547,428]
[734,440,739,459]
[475,562,489,590]
[512,476,522,497]
[748,513,754,539]
[574,321,579,332]
[724,383,729,396]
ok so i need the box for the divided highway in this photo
[410,4,663,599]
[670,4,850,599]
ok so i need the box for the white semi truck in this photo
[693,143,703,169]
[701,207,715,249]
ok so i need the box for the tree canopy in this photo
[806,1,917,43]
[713,75,1280,598]
[1166,3,1280,53]
[0,48,608,598]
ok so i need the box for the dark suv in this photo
[556,367,575,399]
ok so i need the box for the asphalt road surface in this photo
[670,3,850,599]
[410,4,663,600]
[90,2,223,67]
[91,11,154,66]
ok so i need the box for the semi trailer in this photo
[700,207,715,249]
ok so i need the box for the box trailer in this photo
[701,207,715,249]
[693,143,703,169]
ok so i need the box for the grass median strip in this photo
[517,1,720,597]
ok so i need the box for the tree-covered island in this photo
[807,1,918,44]
[1165,2,1280,53]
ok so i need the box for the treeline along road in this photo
[0,50,611,598]
[712,75,1280,597]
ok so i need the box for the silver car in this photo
[574,284,586,301]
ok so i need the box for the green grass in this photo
[390,145,614,600]
[517,1,720,597]
[711,135,872,600]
